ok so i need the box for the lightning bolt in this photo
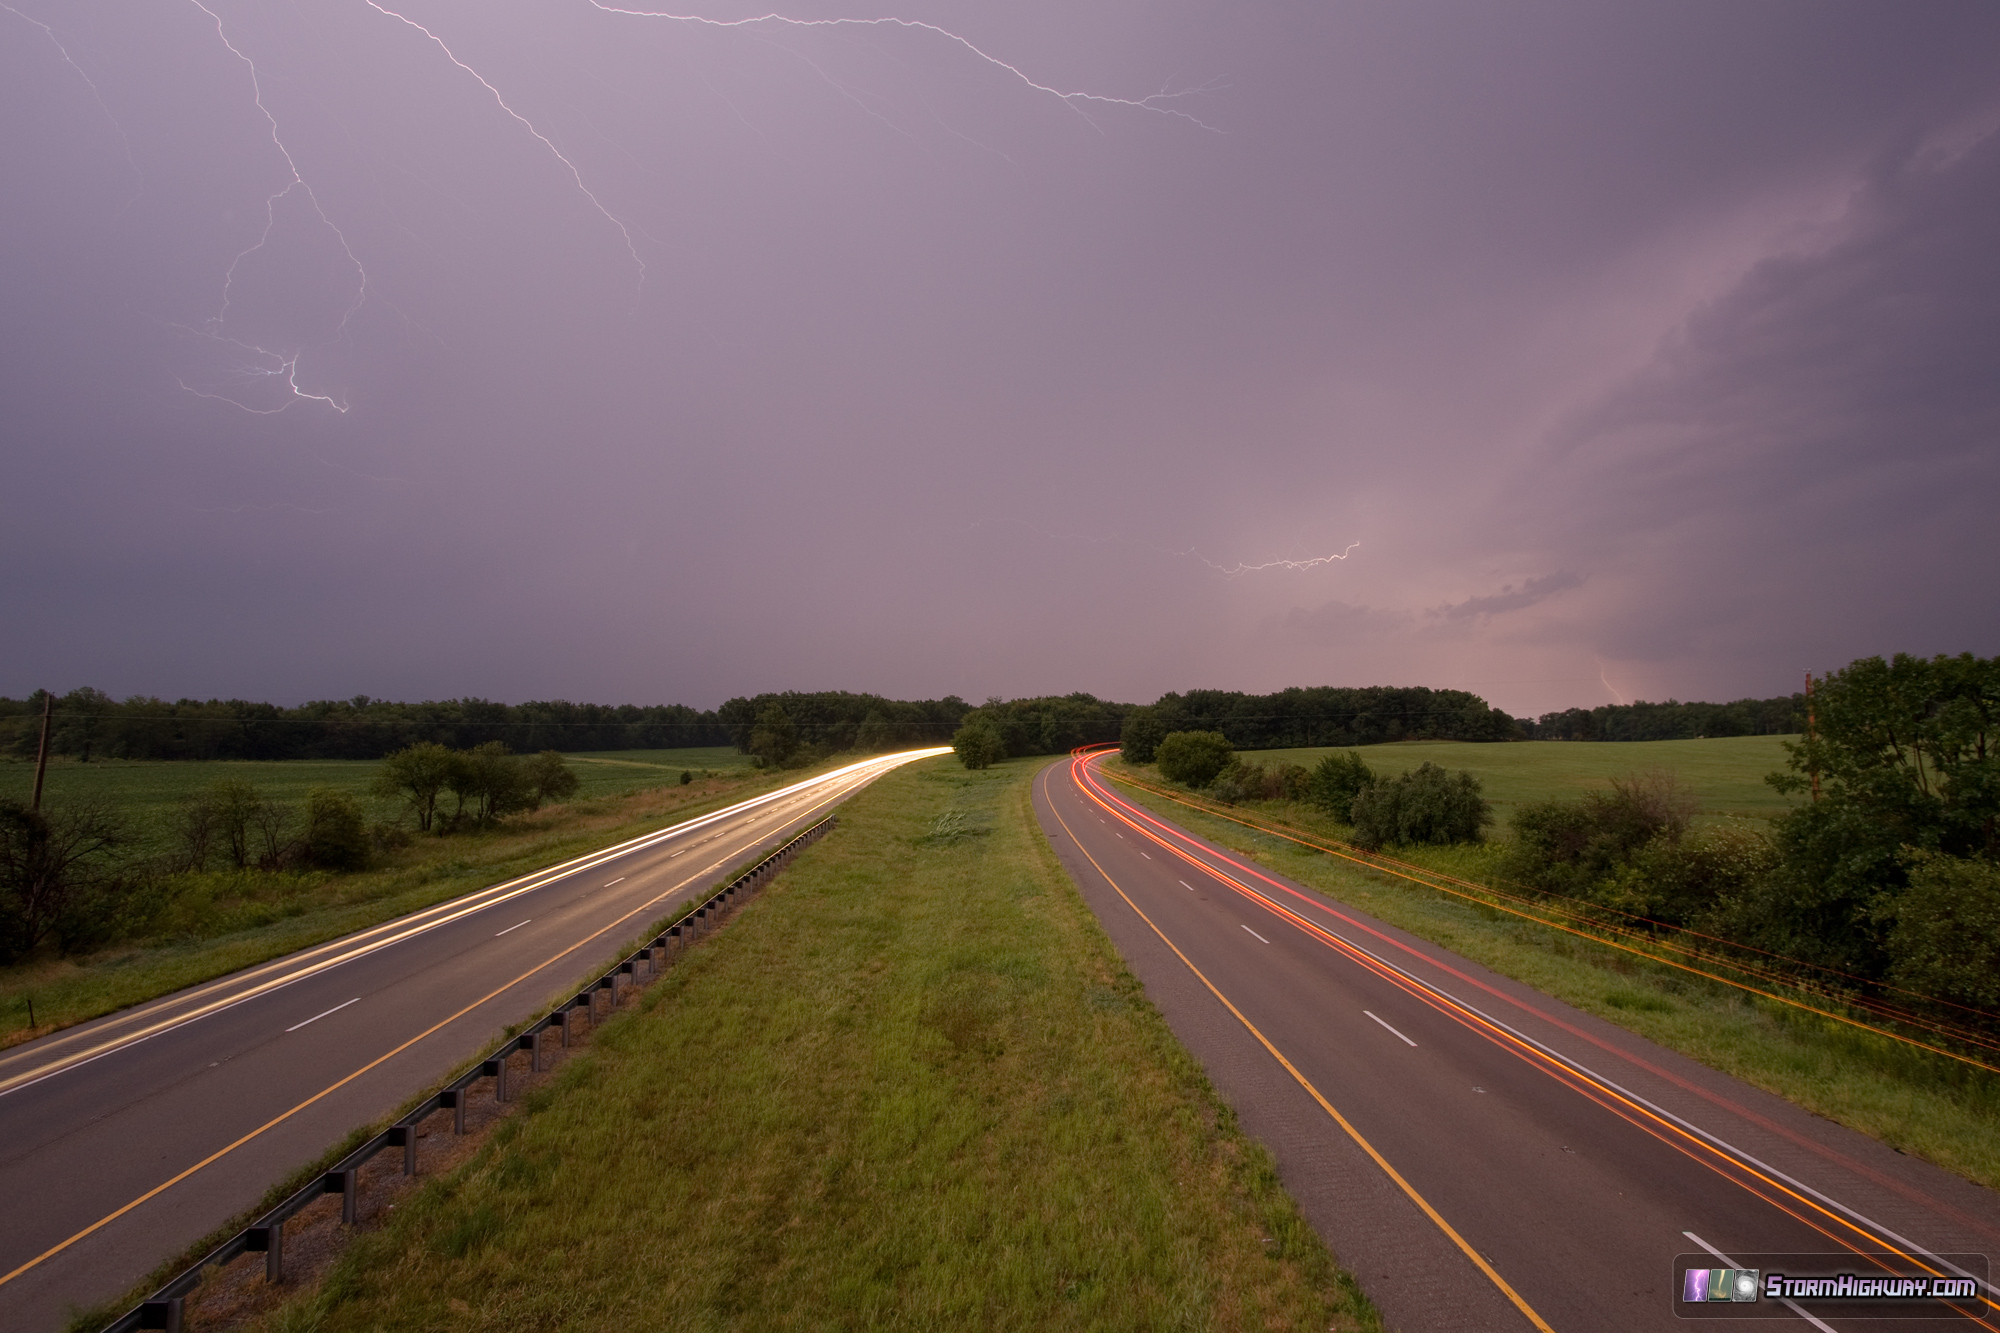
[359,0,646,283]
[582,4,1225,133]
[1188,542,1361,575]
[3,3,143,210]
[182,0,365,414]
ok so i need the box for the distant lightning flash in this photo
[582,3,1224,133]
[359,0,646,283]
[184,0,363,414]
[1190,542,1361,575]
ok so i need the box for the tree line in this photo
[1119,686,1521,760]
[1519,695,1802,741]
[0,692,732,762]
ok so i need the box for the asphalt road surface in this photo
[1037,750,2000,1333]
[0,748,946,1332]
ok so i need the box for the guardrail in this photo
[105,814,838,1333]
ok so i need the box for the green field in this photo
[1245,735,1801,832]
[2,747,750,858]
[234,757,1375,1333]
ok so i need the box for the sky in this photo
[5,0,1997,718]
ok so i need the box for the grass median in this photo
[242,756,1376,1332]
[1103,759,2000,1189]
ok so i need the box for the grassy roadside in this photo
[1103,760,2000,1188]
[1,766,780,1049]
[237,757,1377,1332]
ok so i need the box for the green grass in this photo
[1246,735,1800,833]
[0,765,778,1048]
[1,747,748,858]
[242,757,1377,1333]
[1105,759,2000,1188]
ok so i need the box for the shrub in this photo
[1307,751,1374,818]
[1348,762,1490,850]
[1155,731,1234,789]
[524,750,581,810]
[1505,772,1696,896]
[952,717,1008,770]
[1209,760,1311,805]
[302,788,371,872]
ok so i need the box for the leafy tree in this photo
[201,779,265,869]
[1155,731,1234,788]
[523,750,581,810]
[1349,762,1490,850]
[1119,708,1167,764]
[1743,652,2000,971]
[1884,851,2000,1007]
[0,799,127,961]
[748,704,800,768]
[454,741,532,828]
[372,742,459,833]
[301,788,370,871]
[952,717,1008,770]
[1307,751,1374,818]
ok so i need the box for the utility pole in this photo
[30,691,53,812]
[1805,670,1819,803]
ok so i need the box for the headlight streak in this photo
[1064,748,2000,1318]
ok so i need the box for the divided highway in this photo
[0,748,947,1332]
[1037,749,2000,1332]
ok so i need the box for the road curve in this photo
[1037,750,2000,1333]
[0,747,948,1331]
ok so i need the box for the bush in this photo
[1154,731,1234,788]
[1600,826,1776,927]
[1348,762,1489,850]
[524,750,581,809]
[1307,751,1374,818]
[302,788,371,871]
[1885,852,2000,1007]
[0,798,130,960]
[1505,772,1696,896]
[1208,760,1312,805]
[952,717,1008,770]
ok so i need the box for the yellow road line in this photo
[1041,769,1557,1333]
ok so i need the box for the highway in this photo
[0,747,947,1332]
[1037,749,2000,1332]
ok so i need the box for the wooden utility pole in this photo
[1805,670,1819,803]
[30,691,53,812]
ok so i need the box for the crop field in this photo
[1,747,749,856]
[232,756,1374,1333]
[1246,735,1801,832]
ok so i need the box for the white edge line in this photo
[285,997,359,1033]
[1682,1232,1838,1331]
[1364,1010,1419,1047]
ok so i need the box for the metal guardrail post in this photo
[389,1124,416,1175]
[325,1168,358,1225]
[136,1297,182,1331]
[247,1223,283,1282]
[449,1086,468,1134]
[485,1056,509,1103]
